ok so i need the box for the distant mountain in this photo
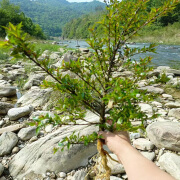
[9,0,105,36]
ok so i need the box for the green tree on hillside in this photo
[0,0,46,39]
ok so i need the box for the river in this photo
[59,40,180,68]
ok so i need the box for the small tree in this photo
[0,0,178,179]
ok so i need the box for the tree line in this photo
[62,0,180,39]
[0,0,46,39]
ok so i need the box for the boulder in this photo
[18,126,37,141]
[159,153,180,180]
[0,132,18,156]
[24,74,45,90]
[133,138,154,150]
[165,102,180,108]
[9,112,99,179]
[168,108,180,119]
[30,111,55,120]
[0,102,14,115]
[8,105,34,121]
[72,169,87,180]
[0,86,16,97]
[17,86,52,108]
[139,86,164,94]
[146,121,180,151]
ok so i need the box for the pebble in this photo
[12,147,20,154]
[59,172,66,178]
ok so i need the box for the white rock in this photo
[8,105,34,121]
[133,138,154,150]
[159,153,180,180]
[130,133,140,139]
[59,172,66,178]
[168,108,180,119]
[147,121,180,152]
[151,101,162,107]
[139,103,153,114]
[162,94,173,99]
[12,147,20,154]
[45,124,53,133]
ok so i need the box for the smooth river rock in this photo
[8,105,34,121]
[146,121,180,152]
[159,153,180,180]
[133,138,154,151]
[9,112,99,179]
[0,86,16,97]
[0,132,18,156]
[139,86,164,94]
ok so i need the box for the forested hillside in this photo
[0,0,46,39]
[63,0,180,39]
[9,0,105,37]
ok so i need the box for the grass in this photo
[131,22,180,45]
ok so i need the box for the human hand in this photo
[98,131,131,156]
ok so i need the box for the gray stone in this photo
[72,170,87,180]
[17,86,52,108]
[8,106,34,121]
[165,102,180,108]
[147,121,180,151]
[157,66,170,71]
[133,138,154,150]
[141,151,155,161]
[24,74,45,90]
[0,102,14,115]
[139,86,164,94]
[63,51,78,63]
[0,132,18,156]
[168,108,180,119]
[0,74,4,80]
[18,126,37,141]
[0,163,4,176]
[167,69,180,76]
[130,133,140,139]
[107,153,125,175]
[159,153,180,180]
[0,86,16,97]
[9,112,99,179]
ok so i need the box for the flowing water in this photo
[59,40,180,68]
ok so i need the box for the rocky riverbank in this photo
[0,48,180,180]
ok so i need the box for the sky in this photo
[67,0,105,2]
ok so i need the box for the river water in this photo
[59,40,180,68]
